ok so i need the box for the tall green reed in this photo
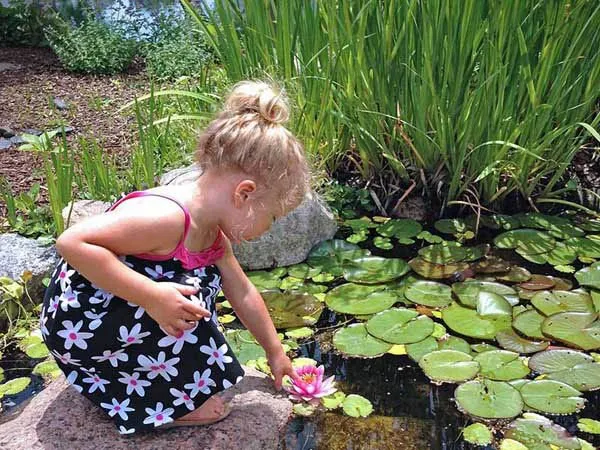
[185,0,600,213]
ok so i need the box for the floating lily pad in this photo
[346,230,369,244]
[344,217,374,231]
[333,323,392,357]
[226,329,266,364]
[25,342,50,359]
[376,219,422,240]
[248,271,282,290]
[569,238,600,259]
[321,391,346,410]
[520,380,585,414]
[284,327,315,339]
[342,394,373,418]
[434,218,476,235]
[442,302,511,340]
[472,256,510,273]
[481,214,521,230]
[343,256,410,284]
[497,266,532,283]
[496,328,548,354]
[494,229,556,254]
[575,262,600,290]
[437,336,471,354]
[307,239,371,276]
[542,312,600,351]
[287,263,322,280]
[366,308,434,344]
[474,350,530,381]
[32,360,61,378]
[262,291,323,329]
[453,281,518,307]
[471,343,501,353]
[326,283,397,315]
[408,257,469,279]
[476,292,513,318]
[406,337,438,363]
[529,349,594,373]
[499,439,529,450]
[431,323,447,339]
[519,275,556,291]
[218,314,236,324]
[547,362,600,392]
[463,423,493,446]
[419,350,480,383]
[293,403,316,416]
[312,272,335,283]
[504,413,581,449]
[373,236,393,250]
[548,276,573,291]
[404,280,452,308]
[455,380,523,419]
[547,242,579,266]
[0,377,31,397]
[531,290,595,316]
[417,230,444,243]
[418,243,467,264]
[578,418,600,434]
[516,249,548,264]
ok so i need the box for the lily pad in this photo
[519,275,556,291]
[528,349,594,373]
[0,377,31,397]
[455,380,523,419]
[472,256,510,273]
[513,309,547,340]
[406,337,438,363]
[373,236,393,250]
[531,290,595,316]
[307,239,371,276]
[481,214,521,230]
[293,403,316,416]
[569,237,600,259]
[575,262,600,290]
[226,329,266,364]
[542,312,600,351]
[419,350,480,383]
[520,380,585,414]
[578,418,600,434]
[32,360,61,378]
[499,439,529,450]
[417,230,444,243]
[453,281,519,307]
[262,291,323,329]
[376,219,422,240]
[474,350,530,381]
[437,335,471,354]
[476,291,513,318]
[496,328,549,354]
[463,423,493,446]
[284,327,315,339]
[434,218,476,235]
[342,394,373,418]
[442,302,511,340]
[366,308,434,344]
[404,280,452,308]
[25,342,50,359]
[497,266,532,283]
[346,230,369,244]
[408,257,469,279]
[247,271,282,290]
[326,283,397,315]
[343,256,410,284]
[547,362,600,392]
[333,323,392,357]
[504,413,581,449]
[321,391,346,410]
[418,243,467,264]
[287,264,322,280]
[547,242,579,266]
[494,229,556,253]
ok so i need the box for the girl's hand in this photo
[145,282,211,336]
[267,350,300,390]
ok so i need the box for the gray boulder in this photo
[0,233,58,301]
[63,199,110,229]
[0,367,292,450]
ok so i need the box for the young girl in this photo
[40,81,309,434]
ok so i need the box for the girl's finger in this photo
[182,302,211,318]
[286,367,301,382]
[166,325,182,337]
[169,283,200,296]
[175,319,196,331]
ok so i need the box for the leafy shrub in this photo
[46,19,136,75]
[0,0,60,47]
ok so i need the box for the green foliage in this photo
[46,18,136,75]
[320,181,375,219]
[0,180,54,241]
[0,0,60,47]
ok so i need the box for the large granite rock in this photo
[63,166,338,270]
[0,366,292,450]
[0,233,58,301]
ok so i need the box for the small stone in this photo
[10,135,25,145]
[23,128,42,136]
[0,137,12,150]
[53,97,68,110]
[0,125,15,138]
[392,196,427,221]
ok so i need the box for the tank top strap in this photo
[107,191,191,243]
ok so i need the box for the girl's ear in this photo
[234,179,257,206]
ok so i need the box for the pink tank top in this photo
[108,191,225,270]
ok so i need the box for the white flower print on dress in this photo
[158,323,198,354]
[66,370,83,393]
[40,309,49,338]
[82,372,110,393]
[169,388,195,410]
[118,371,151,397]
[118,323,151,347]
[51,349,82,366]
[184,368,216,397]
[100,398,135,421]
[136,352,180,381]
[57,320,94,350]
[185,275,202,289]
[143,402,174,427]
[118,426,135,435]
[144,264,175,280]
[92,349,129,368]
[55,262,76,291]
[189,294,211,323]
[200,337,233,371]
[126,301,145,319]
[193,267,207,278]
[89,284,114,308]
[47,296,60,318]
[59,286,80,312]
[84,310,107,330]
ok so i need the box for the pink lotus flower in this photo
[286,365,336,405]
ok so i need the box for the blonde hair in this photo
[195,81,310,213]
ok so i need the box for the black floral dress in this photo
[40,192,245,434]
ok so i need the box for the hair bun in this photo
[224,81,289,125]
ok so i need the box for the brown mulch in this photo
[0,46,151,211]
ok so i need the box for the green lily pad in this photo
[376,219,422,239]
[528,348,594,373]
[418,243,467,264]
[366,308,434,344]
[531,290,595,316]
[419,350,480,383]
[496,328,549,354]
[25,342,50,359]
[406,337,438,363]
[481,214,521,230]
[293,403,316,416]
[342,394,373,418]
[287,263,322,280]
[404,280,452,308]
[476,291,513,318]
[442,302,511,340]
[343,256,410,284]
[373,236,393,250]
[333,323,392,357]
[326,283,397,315]
[518,213,584,239]
[226,329,266,364]
[437,335,471,354]
[513,309,547,340]
[344,217,374,232]
[494,229,556,254]
[542,312,600,351]
[284,327,315,339]
[32,360,61,378]
[520,380,585,414]
[347,230,369,244]
[578,418,600,434]
[499,439,529,450]
[408,257,469,279]
[471,343,501,353]
[555,265,576,274]
[463,423,493,446]
[471,255,510,273]
[321,391,346,409]
[505,413,581,449]
[455,380,523,419]
[0,377,31,397]
[497,266,532,283]
[547,362,600,392]
[431,322,447,339]
[434,218,476,235]
[474,350,530,381]
[517,250,548,264]
[312,272,335,283]
[569,237,600,259]
[262,291,323,329]
[575,262,600,290]
[546,242,579,266]
[417,230,444,243]
[307,239,371,276]
[453,281,518,307]
[248,271,282,290]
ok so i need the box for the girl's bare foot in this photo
[176,395,227,423]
